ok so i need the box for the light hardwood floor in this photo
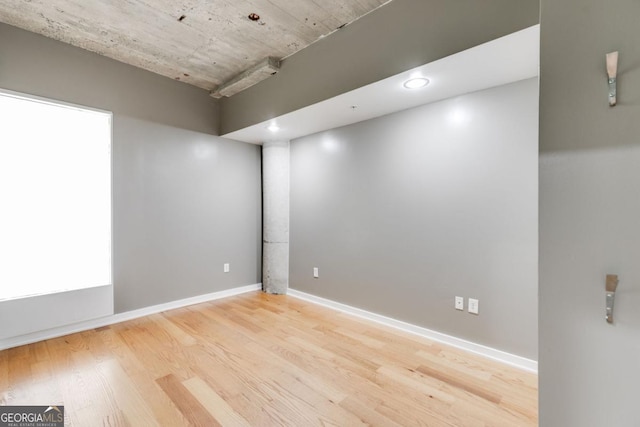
[0,291,537,426]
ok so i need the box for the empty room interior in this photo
[1,0,639,426]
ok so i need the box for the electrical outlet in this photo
[455,296,464,311]
[468,298,479,315]
[224,263,230,273]
[313,267,319,278]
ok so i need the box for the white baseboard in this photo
[0,283,262,351]
[2,284,537,374]
[287,288,537,373]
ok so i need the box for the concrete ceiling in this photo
[0,0,390,94]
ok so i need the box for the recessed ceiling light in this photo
[403,77,430,90]
[267,123,280,132]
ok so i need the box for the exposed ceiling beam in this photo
[210,57,280,98]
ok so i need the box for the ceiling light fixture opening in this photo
[403,77,430,90]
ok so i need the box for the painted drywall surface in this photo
[0,285,113,339]
[539,1,640,425]
[220,0,539,134]
[0,22,262,314]
[113,116,262,312]
[0,22,218,135]
[290,78,538,359]
[539,149,640,426]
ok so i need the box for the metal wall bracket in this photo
[608,77,617,106]
[605,292,615,323]
[606,51,619,107]
[605,274,619,324]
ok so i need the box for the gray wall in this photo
[0,23,218,135]
[0,23,262,313]
[291,78,538,359]
[539,1,640,425]
[220,0,539,134]
[113,117,261,312]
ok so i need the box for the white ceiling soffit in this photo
[223,25,540,144]
[0,0,390,92]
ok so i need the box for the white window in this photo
[0,90,112,301]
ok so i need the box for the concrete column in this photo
[262,140,289,294]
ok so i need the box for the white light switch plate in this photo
[224,263,230,273]
[455,296,464,311]
[468,298,479,315]
[313,267,319,278]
